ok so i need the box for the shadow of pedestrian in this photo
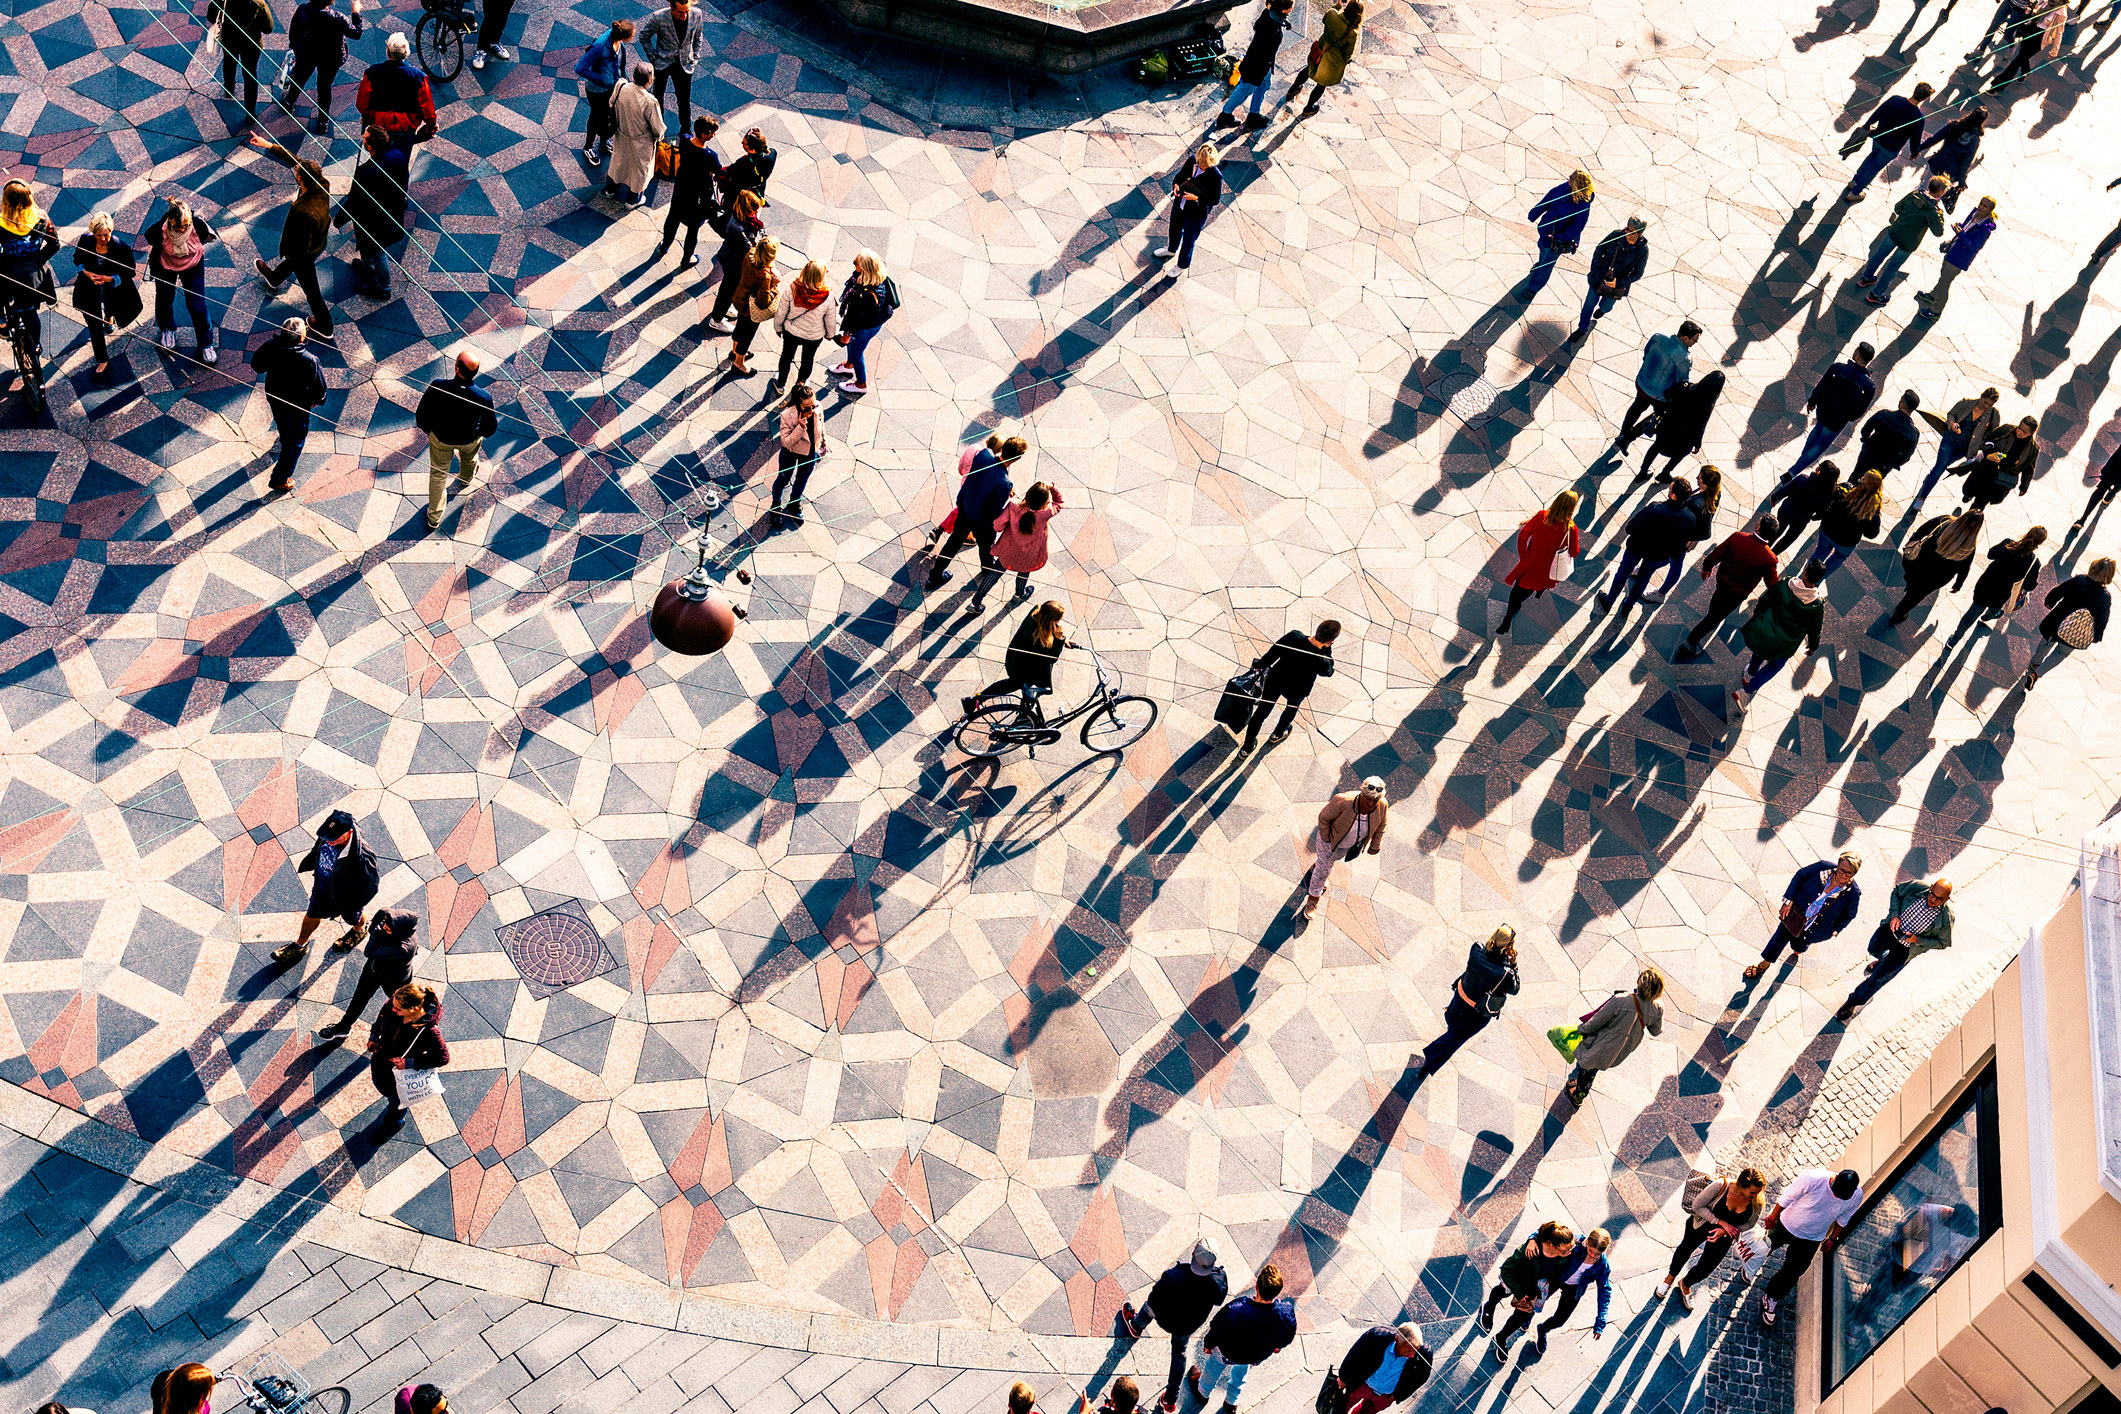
[1365,293,1528,461]
[1722,197,1850,373]
[1795,0,1883,52]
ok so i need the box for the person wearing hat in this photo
[1756,1168,1867,1327]
[319,910,418,1040]
[1120,1241,1230,1413]
[1302,778,1389,919]
[273,810,380,962]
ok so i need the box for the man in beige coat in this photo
[604,62,663,209]
[1300,776,1388,918]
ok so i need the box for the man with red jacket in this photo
[1674,515,1782,661]
[356,33,437,146]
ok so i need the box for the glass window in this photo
[1822,1066,2002,1392]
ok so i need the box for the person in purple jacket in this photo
[1188,1265,1297,1414]
[1518,169,1595,300]
[1916,196,1997,320]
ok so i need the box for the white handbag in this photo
[1551,548,1576,582]
[1734,1229,1772,1281]
[395,1026,446,1104]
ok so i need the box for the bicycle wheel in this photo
[14,324,42,413]
[300,1389,351,1414]
[417,11,465,82]
[1081,694,1158,753]
[956,701,1032,759]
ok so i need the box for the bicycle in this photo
[221,1353,350,1414]
[7,303,44,413]
[954,649,1158,759]
[415,0,477,82]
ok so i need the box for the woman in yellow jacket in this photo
[1280,0,1362,116]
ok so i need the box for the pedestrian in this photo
[271,808,380,962]
[367,981,448,1132]
[1947,526,2044,645]
[1842,83,1933,202]
[1807,469,1884,575]
[2077,443,2121,530]
[1476,1221,1576,1361]
[1743,853,1863,981]
[1767,460,1843,552]
[1674,513,1781,660]
[1732,561,1827,709]
[605,62,663,210]
[2093,175,2121,265]
[1570,214,1649,340]
[143,199,218,362]
[720,127,777,204]
[1594,476,1696,622]
[1837,879,1955,1020]
[1968,0,2033,57]
[70,212,138,380]
[0,185,59,374]
[471,0,515,69]
[1298,776,1387,919]
[1331,1323,1431,1414]
[1188,1264,1297,1414]
[1656,1169,1767,1311]
[1784,343,1878,480]
[335,126,411,298]
[251,317,328,494]
[1533,1228,1613,1353]
[724,234,778,376]
[1917,108,1987,211]
[705,190,765,328]
[1681,464,1722,557]
[395,1386,446,1414]
[639,0,705,134]
[209,0,274,124]
[653,117,723,267]
[1237,619,1338,751]
[318,909,418,1039]
[355,34,438,146]
[928,435,1023,589]
[574,20,635,167]
[415,348,499,530]
[246,133,337,338]
[1497,490,1582,636]
[1153,144,1222,279]
[1410,925,1519,1077]
[1889,505,1983,624]
[1279,0,1363,116]
[1988,0,2061,88]
[1076,1378,1137,1414]
[1217,0,1294,130]
[1614,320,1699,456]
[1952,417,2040,509]
[770,381,823,525]
[994,482,1064,601]
[1006,1385,1040,1414]
[1639,371,1724,482]
[152,1366,215,1414]
[963,600,1072,716]
[2022,557,2115,688]
[1754,1169,1867,1326]
[831,250,899,393]
[770,259,838,396]
[1517,169,1595,300]
[1911,386,2000,511]
[1120,1242,1229,1414]
[1563,967,1664,1105]
[1857,176,1948,305]
[1854,390,1924,482]
[283,0,363,136]
[1915,197,1997,322]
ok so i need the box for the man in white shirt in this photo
[1757,1167,1866,1326]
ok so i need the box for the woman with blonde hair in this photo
[706,188,766,329]
[1890,505,1983,625]
[831,248,900,394]
[770,258,838,397]
[1280,0,1363,115]
[1154,143,1221,277]
[725,234,779,376]
[1413,925,1520,1076]
[1809,468,1884,576]
[1519,168,1595,300]
[1497,489,1581,636]
[1565,967,1664,1105]
[144,198,220,361]
[0,180,60,367]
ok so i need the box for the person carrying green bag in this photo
[1563,967,1665,1106]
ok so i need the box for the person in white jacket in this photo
[771,259,839,397]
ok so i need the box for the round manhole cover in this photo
[1430,370,1500,426]
[498,907,609,993]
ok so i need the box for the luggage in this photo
[1215,662,1266,733]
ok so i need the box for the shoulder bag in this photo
[655,139,682,180]
[1314,1368,1345,1414]
[2059,607,2098,650]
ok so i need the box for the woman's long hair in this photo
[1930,507,1984,561]
[1019,482,1051,536]
[1697,465,1722,517]
[2002,525,2048,555]
[153,1365,215,1414]
[1031,600,1065,649]
[1840,470,1884,521]
[1544,488,1580,525]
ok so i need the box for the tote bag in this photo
[1733,1229,1772,1281]
[395,1027,446,1104]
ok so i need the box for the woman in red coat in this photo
[1498,490,1582,634]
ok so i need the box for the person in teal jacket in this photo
[1838,879,1954,1019]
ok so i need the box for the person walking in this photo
[209,0,274,124]
[1767,461,1843,552]
[929,435,1023,589]
[962,600,1073,716]
[1477,1221,1576,1361]
[1783,344,1878,480]
[1410,925,1519,1077]
[1497,491,1581,636]
[1331,1324,1431,1414]
[3,185,63,384]
[1279,0,1363,116]
[654,117,723,267]
[1187,1265,1297,1414]
[1915,197,1997,322]
[1656,1169,1767,1311]
[704,190,766,328]
[1298,777,1387,920]
[1857,176,1948,306]
[283,0,363,137]
[1755,1169,1867,1326]
[1968,0,2034,58]
[2077,443,2121,531]
[1517,168,1595,300]
[1743,854,1863,980]
[471,0,516,69]
[1808,469,1884,575]
[770,259,838,396]
[356,33,438,146]
[271,809,380,962]
[1946,526,2044,645]
[1533,1229,1614,1353]
[246,133,337,339]
[1677,464,1723,566]
[1614,320,1699,456]
[1889,506,1983,624]
[415,348,498,530]
[724,234,778,376]
[831,250,899,393]
[367,981,448,1133]
[1638,371,1724,482]
[2022,558,2115,689]
[1911,386,2001,512]
[1853,391,1923,481]
[1917,108,1988,211]
[1733,561,1827,709]
[770,381,823,525]
[336,125,411,298]
[639,0,705,134]
[395,1386,446,1414]
[994,482,1064,601]
[1837,879,1955,1021]
[251,317,328,494]
[574,20,635,166]
[1570,215,1649,340]
[1841,83,1933,202]
[1153,145,1222,279]
[1987,0,2060,88]
[605,62,663,210]
[70,212,138,380]
[1120,1242,1230,1414]
[1217,0,1294,131]
[318,909,418,1039]
[143,199,218,362]
[1563,968,1664,1105]
[1594,477,1696,622]
[1238,619,1338,751]
[1674,514,1781,660]
[1953,417,2040,509]
[720,127,778,204]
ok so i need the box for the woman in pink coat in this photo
[993,482,1063,600]
[1497,489,1582,636]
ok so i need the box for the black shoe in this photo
[1186,1371,1206,1405]
[1674,642,1704,661]
[317,1021,352,1041]
[1242,113,1268,129]
[783,500,804,526]
[678,256,699,269]
[927,570,953,589]
[1477,1300,1495,1333]
[961,696,979,717]
[653,241,670,259]
[1534,1329,1549,1356]
[1238,738,1257,754]
[1266,729,1290,745]
[1213,113,1240,129]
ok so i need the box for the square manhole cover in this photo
[495,900,620,999]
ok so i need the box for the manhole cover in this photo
[1428,370,1501,427]
[496,901,618,999]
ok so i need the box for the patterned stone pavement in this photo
[3,0,2121,1403]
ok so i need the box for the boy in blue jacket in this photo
[1532,1229,1613,1354]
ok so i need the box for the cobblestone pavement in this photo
[2,0,2119,1402]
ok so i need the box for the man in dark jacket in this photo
[1858,176,1949,307]
[274,809,381,962]
[337,126,410,297]
[1955,417,2040,508]
[1785,343,1877,480]
[253,317,329,495]
[210,0,274,121]
[654,117,724,268]
[1854,390,1923,479]
[1216,0,1294,130]
[1675,515,1781,660]
[1570,215,1649,338]
[417,349,500,530]
[1333,1324,1432,1414]
[1189,1265,1297,1414]
[1595,477,1697,621]
[1412,925,1519,1077]
[1746,854,1863,979]
[1479,1221,1576,1360]
[1239,620,1338,753]
[1121,1242,1229,1413]
[284,0,363,136]
[928,438,1021,590]
[320,910,420,1039]
[1842,83,1932,202]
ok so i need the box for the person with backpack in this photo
[654,117,724,267]
[283,0,363,137]
[928,435,1022,589]
[251,317,328,494]
[1744,854,1863,981]
[1516,168,1594,301]
[1889,506,1983,625]
[1857,175,1949,306]
[273,808,379,961]
[1279,0,1363,116]
[1837,879,1956,1021]
[1331,1322,1430,1414]
[1563,967,1664,1105]
[1188,1264,1297,1414]
[1410,925,1519,1077]
[1754,1169,1867,1326]
[1495,491,1581,638]
[356,33,437,146]
[1808,469,1885,576]
[2022,557,2115,689]
[1657,1168,1766,1310]
[574,19,636,167]
[720,127,778,204]
[337,125,411,298]
[1673,514,1780,661]
[1120,1242,1230,1414]
[1237,619,1338,752]
[1946,526,2045,646]
[1477,1220,1576,1361]
[1532,1228,1613,1352]
[319,909,418,1039]
[368,981,448,1132]
[1733,560,1828,709]
[209,0,275,124]
[832,250,899,394]
[993,482,1064,602]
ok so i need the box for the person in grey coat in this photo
[637,0,706,133]
[1565,967,1665,1105]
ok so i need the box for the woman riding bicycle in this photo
[961,600,1073,719]
[0,181,61,355]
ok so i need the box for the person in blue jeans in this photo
[1857,177,1949,305]
[1842,83,1932,201]
[1215,0,1293,130]
[1154,145,1223,277]
[1189,1264,1296,1413]
[1807,469,1883,575]
[832,250,899,394]
[1911,386,2000,510]
[1519,169,1595,299]
[1595,477,1696,622]
[1784,343,1878,481]
[1570,215,1649,339]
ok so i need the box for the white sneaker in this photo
[159,329,176,350]
[1171,265,1188,280]
[827,364,855,376]
[202,345,218,365]
[1680,1285,1698,1312]
[1654,1278,1673,1300]
[1761,1296,1779,1327]
[471,48,486,69]
[492,44,512,58]
[1150,246,1175,258]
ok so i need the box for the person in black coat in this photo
[337,126,410,296]
[319,910,418,1039]
[1766,460,1844,552]
[1571,214,1648,338]
[210,0,275,121]
[1412,926,1520,1078]
[1889,507,1982,624]
[1121,1242,1231,1410]
[72,214,138,378]
[1784,344,1878,481]
[1332,1324,1432,1414]
[1241,620,1338,752]
[1155,145,1223,277]
[2025,558,2115,688]
[368,983,449,1131]
[655,117,724,268]
[274,808,380,961]
[1639,371,1723,480]
[1947,527,2046,645]
[284,0,363,136]
[1596,476,1696,621]
[1215,0,1294,129]
[718,128,777,204]
[1854,390,1923,479]
[963,601,1072,718]
[251,317,330,494]
[1745,854,1863,979]
[1918,109,1986,207]
[2074,441,2121,532]
[1952,417,2040,509]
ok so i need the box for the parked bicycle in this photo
[221,1352,350,1414]
[955,648,1158,759]
[415,0,477,81]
